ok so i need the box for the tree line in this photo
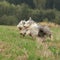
[5,0,60,10]
[0,0,60,25]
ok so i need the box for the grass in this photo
[0,25,60,60]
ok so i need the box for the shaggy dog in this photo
[17,17,53,41]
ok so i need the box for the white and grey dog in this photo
[17,17,53,41]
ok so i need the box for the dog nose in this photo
[19,27,22,30]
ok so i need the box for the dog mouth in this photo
[20,33,25,36]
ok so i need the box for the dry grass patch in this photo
[39,22,59,27]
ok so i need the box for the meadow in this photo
[0,25,60,60]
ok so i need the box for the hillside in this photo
[0,25,60,60]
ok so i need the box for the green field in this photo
[0,25,60,60]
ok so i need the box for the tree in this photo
[6,0,35,8]
[33,0,46,9]
[0,15,18,25]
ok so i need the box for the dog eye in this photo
[23,22,25,24]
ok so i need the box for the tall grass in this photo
[0,25,60,60]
